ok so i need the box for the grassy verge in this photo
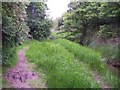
[89,44,119,61]
[2,46,17,88]
[51,31,71,38]
[26,40,101,88]
[52,39,120,87]
[88,43,119,87]
[53,39,105,73]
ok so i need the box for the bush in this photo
[97,25,119,39]
[26,2,52,41]
[2,46,17,67]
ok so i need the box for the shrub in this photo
[2,46,17,67]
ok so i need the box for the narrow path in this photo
[5,47,46,88]
[91,71,112,88]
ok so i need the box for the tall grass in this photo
[88,43,119,87]
[26,41,100,88]
[2,46,17,88]
[89,44,119,61]
[52,39,120,87]
[53,39,106,74]
[5,39,119,88]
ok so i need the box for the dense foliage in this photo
[2,2,29,47]
[26,2,52,40]
[56,1,120,45]
[2,2,30,67]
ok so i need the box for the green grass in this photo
[50,31,72,39]
[53,39,106,74]
[52,39,120,87]
[2,46,17,88]
[89,44,119,61]
[2,40,34,88]
[26,40,100,88]
[2,47,17,68]
[2,39,119,88]
[88,43,120,87]
[2,39,37,68]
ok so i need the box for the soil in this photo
[5,47,46,88]
[91,71,112,88]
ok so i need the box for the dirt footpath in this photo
[5,47,46,88]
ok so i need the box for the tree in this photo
[26,2,52,41]
[2,2,29,47]
[2,2,29,67]
[60,1,120,45]
[61,2,100,45]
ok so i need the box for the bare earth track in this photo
[5,47,46,88]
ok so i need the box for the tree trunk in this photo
[79,25,87,46]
